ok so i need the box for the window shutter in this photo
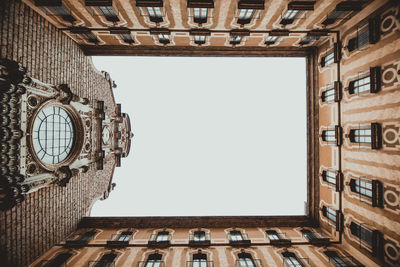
[334,42,341,63]
[368,17,380,44]
[369,67,381,93]
[334,81,342,102]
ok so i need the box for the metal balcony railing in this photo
[268,232,292,246]
[328,256,365,267]
[302,231,330,245]
[65,234,90,248]
[136,261,165,267]
[235,259,263,267]
[106,233,132,247]
[283,257,311,267]
[87,261,115,267]
[228,232,251,246]
[189,233,211,247]
[148,233,172,248]
[186,260,214,267]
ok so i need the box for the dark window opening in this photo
[43,253,72,267]
[265,36,278,45]
[34,0,76,23]
[145,253,163,267]
[237,252,256,267]
[282,252,305,267]
[95,253,117,267]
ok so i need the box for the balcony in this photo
[137,261,165,267]
[228,232,251,247]
[106,233,132,247]
[268,232,292,246]
[328,256,364,267]
[302,231,330,246]
[283,257,311,267]
[148,233,172,248]
[186,261,214,267]
[235,259,263,267]
[188,233,211,247]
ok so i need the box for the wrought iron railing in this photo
[328,256,364,267]
[228,232,250,242]
[186,260,214,267]
[136,261,165,267]
[283,257,311,267]
[235,259,263,267]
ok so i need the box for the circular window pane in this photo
[32,106,75,165]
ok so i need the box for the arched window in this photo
[145,253,163,267]
[43,252,72,267]
[237,252,255,267]
[282,252,305,267]
[192,253,208,267]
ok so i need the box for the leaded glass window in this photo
[349,76,370,94]
[322,171,336,185]
[237,9,254,24]
[321,87,335,102]
[32,106,74,165]
[350,178,372,198]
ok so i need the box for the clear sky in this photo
[90,56,307,216]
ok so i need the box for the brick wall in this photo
[0,0,117,266]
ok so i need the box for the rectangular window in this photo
[350,222,383,257]
[193,7,208,24]
[156,231,169,241]
[282,252,307,267]
[349,67,381,95]
[349,123,381,149]
[230,35,243,45]
[230,231,243,241]
[280,9,299,25]
[194,35,206,45]
[323,206,337,223]
[236,0,264,25]
[265,36,278,45]
[147,7,163,23]
[322,1,363,25]
[348,18,380,52]
[348,28,369,52]
[322,170,336,185]
[301,229,330,245]
[158,33,170,44]
[324,251,362,267]
[322,130,336,142]
[321,87,335,102]
[349,128,371,144]
[117,231,133,242]
[193,231,206,241]
[237,9,255,24]
[85,0,119,22]
[121,33,134,44]
[34,0,75,23]
[321,52,334,67]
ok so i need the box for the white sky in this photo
[90,56,307,216]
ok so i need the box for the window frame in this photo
[236,0,264,25]
[349,222,384,258]
[349,177,383,207]
[348,123,382,149]
[34,0,76,23]
[187,0,214,25]
[136,0,165,24]
[321,169,342,192]
[85,0,120,22]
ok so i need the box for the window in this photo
[145,253,163,267]
[282,252,305,267]
[193,231,206,241]
[147,7,163,23]
[230,230,243,241]
[236,0,264,25]
[350,222,384,258]
[299,35,319,45]
[350,177,383,207]
[237,252,256,267]
[237,9,255,25]
[193,8,208,24]
[280,1,315,25]
[117,231,132,242]
[322,206,337,223]
[324,251,362,267]
[322,170,337,185]
[80,230,96,242]
[95,253,117,267]
[301,229,330,244]
[194,35,206,45]
[32,106,75,165]
[85,0,119,22]
[121,33,134,44]
[70,28,99,44]
[321,126,342,146]
[348,67,381,95]
[43,252,72,267]
[266,230,291,245]
[136,0,164,23]
[322,130,336,142]
[266,230,279,241]
[321,52,334,67]
[158,33,170,44]
[156,231,169,242]
[348,123,381,149]
[265,36,278,45]
[230,35,243,45]
[322,1,363,25]
[347,27,369,52]
[191,253,209,267]
[34,0,76,23]
[347,18,380,52]
[321,87,335,102]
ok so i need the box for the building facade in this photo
[1,0,399,266]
